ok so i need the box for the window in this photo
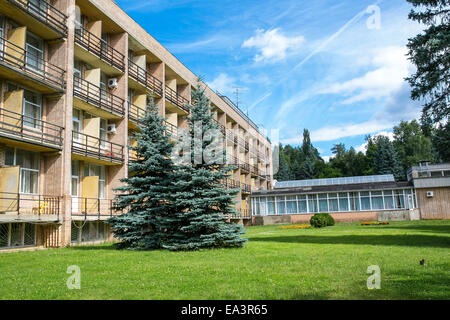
[360,192,371,210]
[84,164,106,199]
[71,160,79,197]
[328,193,339,212]
[371,191,384,210]
[318,193,328,212]
[395,190,404,208]
[26,32,44,72]
[23,90,42,129]
[276,196,286,214]
[286,196,297,214]
[100,119,108,148]
[5,148,39,194]
[308,194,318,213]
[339,193,349,211]
[267,197,275,215]
[100,72,108,100]
[383,190,395,209]
[71,221,106,243]
[349,192,360,211]
[0,223,36,249]
[72,109,81,141]
[297,195,307,213]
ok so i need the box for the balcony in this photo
[0,107,63,150]
[73,76,125,117]
[1,0,67,39]
[237,136,249,151]
[71,197,121,220]
[128,102,146,126]
[220,178,240,189]
[250,164,259,176]
[0,192,62,222]
[165,86,189,113]
[226,129,237,144]
[239,162,250,173]
[223,208,251,220]
[72,131,124,164]
[128,59,163,96]
[74,25,125,73]
[212,119,226,136]
[0,35,66,92]
[241,182,251,194]
[226,155,239,166]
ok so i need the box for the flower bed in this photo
[281,224,311,229]
[361,221,389,225]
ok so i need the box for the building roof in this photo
[274,174,395,189]
[252,180,412,196]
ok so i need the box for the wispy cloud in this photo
[242,28,304,63]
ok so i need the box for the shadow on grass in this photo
[250,234,450,248]
[362,224,450,235]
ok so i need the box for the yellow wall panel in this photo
[0,166,20,212]
[81,175,99,213]
[6,26,26,65]
[3,89,24,132]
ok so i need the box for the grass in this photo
[0,220,449,300]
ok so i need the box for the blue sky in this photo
[116,0,424,161]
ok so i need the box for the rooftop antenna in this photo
[233,86,249,116]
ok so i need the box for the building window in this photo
[318,193,328,212]
[0,223,36,249]
[286,196,297,214]
[23,90,42,129]
[371,191,384,210]
[297,195,307,213]
[84,164,106,199]
[276,196,286,214]
[328,193,339,212]
[308,194,318,213]
[360,192,371,210]
[26,32,44,72]
[267,197,275,215]
[5,148,39,194]
[383,190,395,209]
[339,193,349,211]
[71,221,106,243]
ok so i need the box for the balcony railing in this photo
[74,25,125,71]
[0,35,66,89]
[8,0,68,36]
[73,76,125,116]
[128,102,146,124]
[220,178,240,189]
[0,192,61,219]
[128,59,163,95]
[223,208,251,219]
[239,162,250,172]
[165,86,190,113]
[0,107,63,148]
[72,131,124,163]
[226,155,239,166]
[165,121,179,138]
[226,129,238,144]
[241,182,251,193]
[71,197,121,218]
[250,164,259,176]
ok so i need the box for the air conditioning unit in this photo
[108,78,118,89]
[107,123,116,134]
[426,191,434,198]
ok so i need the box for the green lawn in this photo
[0,220,449,300]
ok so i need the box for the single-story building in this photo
[250,162,450,225]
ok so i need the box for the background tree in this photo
[166,81,246,251]
[393,120,432,176]
[371,136,404,180]
[431,122,450,161]
[107,101,177,250]
[406,0,450,125]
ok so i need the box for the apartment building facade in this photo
[0,0,273,251]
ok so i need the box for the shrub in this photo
[310,213,335,228]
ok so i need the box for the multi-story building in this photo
[0,0,273,251]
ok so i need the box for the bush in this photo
[310,213,335,228]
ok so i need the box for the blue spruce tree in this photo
[163,80,247,250]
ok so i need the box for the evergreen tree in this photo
[301,156,315,179]
[107,100,177,250]
[164,80,246,251]
[371,136,404,180]
[431,122,450,161]
[406,0,450,125]
[393,120,432,176]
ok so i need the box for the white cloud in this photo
[355,131,394,154]
[207,73,236,95]
[321,46,410,104]
[242,28,304,62]
[310,120,392,142]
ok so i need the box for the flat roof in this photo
[274,174,395,189]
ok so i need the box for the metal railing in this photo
[220,178,240,189]
[0,35,66,89]
[223,208,251,219]
[226,155,239,165]
[74,25,125,71]
[73,75,125,116]
[72,131,124,163]
[239,162,250,172]
[71,197,121,218]
[128,102,146,124]
[0,192,61,219]
[165,85,190,113]
[226,129,238,144]
[128,59,163,95]
[8,0,68,36]
[0,107,63,148]
[241,182,251,193]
